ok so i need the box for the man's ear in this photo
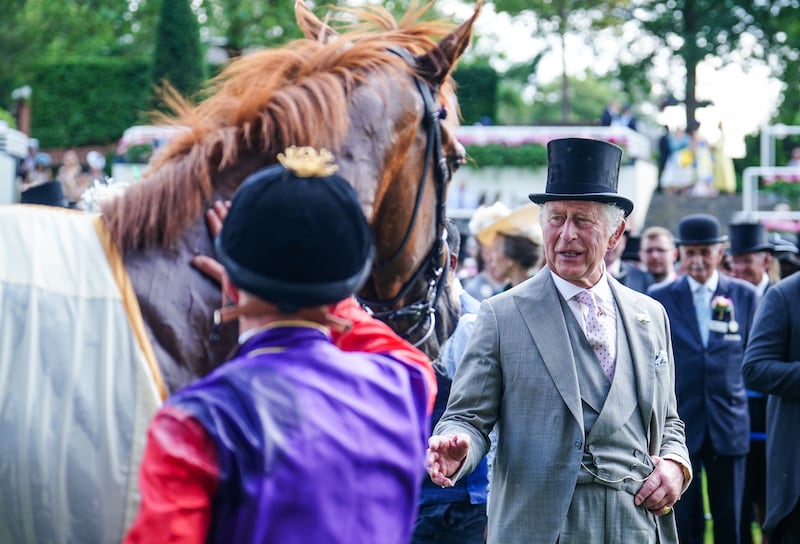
[607,219,627,251]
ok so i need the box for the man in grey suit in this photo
[427,138,691,543]
[743,272,800,543]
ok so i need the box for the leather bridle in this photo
[357,47,452,347]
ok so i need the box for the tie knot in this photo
[575,290,596,308]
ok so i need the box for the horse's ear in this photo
[295,0,340,43]
[415,0,482,87]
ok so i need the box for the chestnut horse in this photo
[0,1,479,542]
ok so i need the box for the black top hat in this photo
[621,231,641,262]
[215,147,374,313]
[20,180,68,208]
[528,138,634,217]
[675,214,728,245]
[728,222,773,256]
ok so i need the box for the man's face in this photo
[487,234,511,283]
[731,251,771,286]
[640,235,677,280]
[542,201,624,288]
[679,244,724,284]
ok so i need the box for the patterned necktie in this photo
[575,291,616,381]
[694,285,710,347]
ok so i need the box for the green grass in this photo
[702,469,762,544]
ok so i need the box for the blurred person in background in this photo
[640,226,679,290]
[463,202,511,301]
[477,204,543,291]
[728,221,776,544]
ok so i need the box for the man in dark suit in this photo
[729,221,775,544]
[743,272,800,543]
[650,214,758,544]
[604,230,654,294]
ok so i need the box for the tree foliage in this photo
[615,0,800,128]
[489,0,628,121]
[151,0,205,99]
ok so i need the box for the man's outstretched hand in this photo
[426,433,471,487]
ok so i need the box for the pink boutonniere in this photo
[711,296,733,320]
[710,295,739,333]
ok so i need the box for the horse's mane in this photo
[102,3,457,253]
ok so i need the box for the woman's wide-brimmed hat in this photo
[728,222,773,256]
[528,138,634,217]
[675,214,728,245]
[477,204,541,247]
[215,147,373,313]
[468,201,512,236]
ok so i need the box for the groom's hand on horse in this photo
[191,200,231,286]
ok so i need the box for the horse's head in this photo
[101,1,480,364]
[297,2,480,356]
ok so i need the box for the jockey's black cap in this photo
[215,147,373,313]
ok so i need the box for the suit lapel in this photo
[610,279,655,434]
[516,269,584,432]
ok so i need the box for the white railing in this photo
[740,165,800,220]
[0,122,28,158]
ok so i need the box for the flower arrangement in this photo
[711,296,733,320]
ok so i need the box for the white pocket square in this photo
[654,349,668,367]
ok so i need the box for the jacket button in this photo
[575,440,582,450]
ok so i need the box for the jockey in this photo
[124,147,435,544]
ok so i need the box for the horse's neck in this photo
[124,215,238,394]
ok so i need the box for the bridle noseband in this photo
[357,47,451,347]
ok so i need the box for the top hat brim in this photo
[728,243,774,256]
[675,234,729,246]
[528,192,634,217]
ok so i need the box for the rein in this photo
[357,47,451,347]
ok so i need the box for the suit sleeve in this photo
[433,300,501,481]
[123,406,219,544]
[743,283,800,400]
[655,303,692,487]
[329,296,437,413]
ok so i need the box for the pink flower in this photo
[711,296,733,320]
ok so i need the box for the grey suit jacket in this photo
[435,268,689,543]
[742,272,800,534]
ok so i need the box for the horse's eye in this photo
[437,107,447,120]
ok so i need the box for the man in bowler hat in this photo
[428,138,691,543]
[650,214,759,544]
[125,147,436,544]
[729,221,775,544]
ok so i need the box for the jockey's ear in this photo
[295,0,340,43]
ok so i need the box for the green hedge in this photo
[30,58,152,148]
[464,143,547,170]
[454,63,498,126]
